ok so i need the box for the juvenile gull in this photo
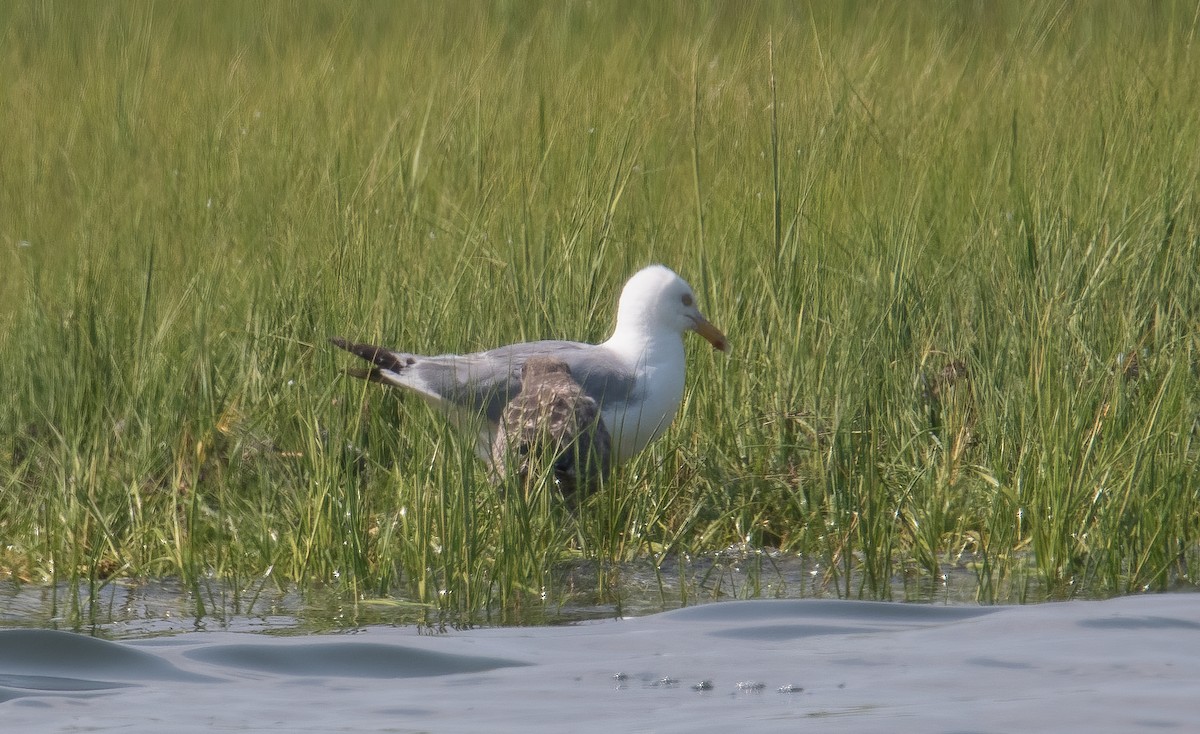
[491,356,611,497]
[331,264,728,465]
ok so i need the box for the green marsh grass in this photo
[1,2,1198,626]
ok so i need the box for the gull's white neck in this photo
[600,322,688,460]
[602,322,685,368]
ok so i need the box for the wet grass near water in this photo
[2,2,1199,627]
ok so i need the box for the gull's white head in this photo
[612,265,728,351]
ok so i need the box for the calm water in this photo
[2,593,1198,733]
[3,552,1198,732]
[1,549,1049,639]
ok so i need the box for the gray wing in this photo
[331,337,640,423]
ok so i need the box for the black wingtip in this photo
[330,337,414,375]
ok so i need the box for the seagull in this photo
[491,356,612,497]
[331,264,728,465]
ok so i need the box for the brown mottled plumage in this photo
[492,357,612,498]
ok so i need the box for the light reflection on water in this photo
[0,549,1060,639]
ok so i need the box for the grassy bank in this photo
[2,1,1198,625]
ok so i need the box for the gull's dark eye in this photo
[681,293,694,307]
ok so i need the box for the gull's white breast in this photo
[599,338,687,462]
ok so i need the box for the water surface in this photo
[2,593,1196,733]
[1,548,1058,638]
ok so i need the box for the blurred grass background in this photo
[1,1,1198,624]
